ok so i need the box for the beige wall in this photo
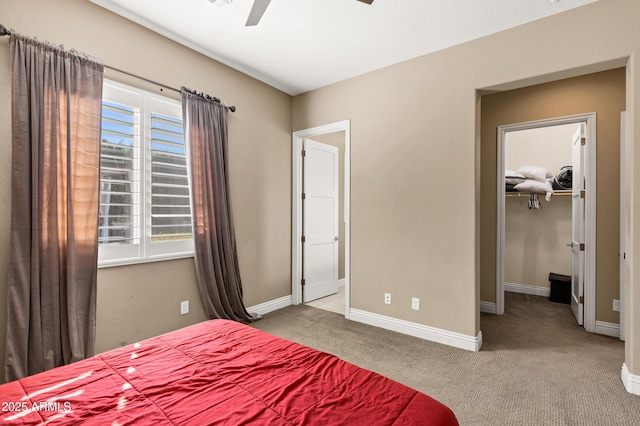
[0,0,292,381]
[505,196,572,288]
[505,125,575,175]
[293,0,640,375]
[481,68,626,325]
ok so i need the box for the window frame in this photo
[98,80,194,268]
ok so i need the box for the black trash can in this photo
[549,273,571,304]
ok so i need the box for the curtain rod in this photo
[0,24,236,112]
[105,65,236,112]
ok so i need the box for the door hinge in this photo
[580,190,585,199]
[301,278,306,286]
[302,192,306,200]
[581,137,586,146]
[580,243,585,251]
[301,236,306,243]
[579,295,584,304]
[301,150,306,157]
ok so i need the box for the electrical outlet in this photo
[613,299,620,312]
[181,300,189,315]
[412,297,420,311]
[384,293,391,305]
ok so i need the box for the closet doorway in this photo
[292,120,351,318]
[496,113,597,332]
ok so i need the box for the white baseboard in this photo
[337,278,345,288]
[621,363,640,395]
[480,301,497,314]
[595,321,620,338]
[504,282,550,297]
[246,295,292,316]
[349,308,482,352]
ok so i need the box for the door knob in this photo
[334,236,339,241]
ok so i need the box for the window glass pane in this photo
[150,112,192,243]
[99,100,139,246]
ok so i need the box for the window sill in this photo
[98,252,195,269]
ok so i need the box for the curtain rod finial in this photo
[230,106,236,112]
[0,25,10,36]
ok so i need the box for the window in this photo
[98,80,193,266]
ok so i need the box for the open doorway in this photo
[292,121,350,318]
[480,68,626,347]
[496,114,596,331]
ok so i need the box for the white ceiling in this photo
[88,0,598,96]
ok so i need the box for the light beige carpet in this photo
[252,292,639,426]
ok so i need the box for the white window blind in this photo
[150,113,192,242]
[98,80,193,266]
[99,100,139,247]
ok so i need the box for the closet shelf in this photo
[505,190,572,197]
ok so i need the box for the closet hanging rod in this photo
[505,191,572,197]
[0,24,236,112]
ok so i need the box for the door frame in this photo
[620,111,627,341]
[571,124,586,325]
[496,113,597,333]
[292,120,351,318]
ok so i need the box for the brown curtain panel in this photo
[181,88,258,323]
[5,33,104,382]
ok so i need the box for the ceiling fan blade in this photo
[246,0,272,26]
[356,0,374,4]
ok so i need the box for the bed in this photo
[0,320,458,425]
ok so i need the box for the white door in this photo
[571,125,585,325]
[303,139,339,303]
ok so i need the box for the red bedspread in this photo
[0,320,458,425]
